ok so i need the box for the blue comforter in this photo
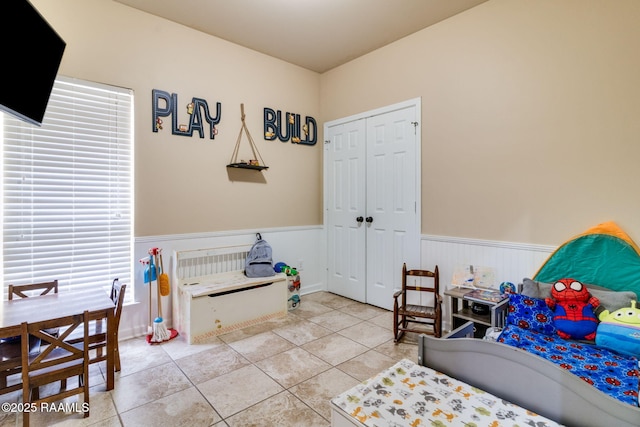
[498,324,639,406]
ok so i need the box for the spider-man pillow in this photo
[545,278,600,341]
[506,293,557,335]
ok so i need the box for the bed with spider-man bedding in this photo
[419,223,640,427]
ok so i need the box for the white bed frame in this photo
[419,322,640,427]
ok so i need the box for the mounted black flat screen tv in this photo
[0,0,66,126]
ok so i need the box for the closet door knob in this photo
[366,216,373,223]
[356,216,364,223]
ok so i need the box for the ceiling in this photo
[115,0,488,73]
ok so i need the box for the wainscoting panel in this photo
[421,235,556,332]
[121,229,556,339]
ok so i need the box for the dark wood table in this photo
[0,289,116,390]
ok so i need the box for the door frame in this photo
[323,97,422,302]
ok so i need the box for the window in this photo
[1,76,133,302]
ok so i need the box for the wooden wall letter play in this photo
[152,89,221,139]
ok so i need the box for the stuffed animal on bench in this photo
[545,278,600,340]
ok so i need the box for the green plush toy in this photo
[596,300,640,357]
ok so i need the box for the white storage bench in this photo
[172,245,287,344]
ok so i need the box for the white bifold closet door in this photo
[325,99,421,310]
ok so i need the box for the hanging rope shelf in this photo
[227,103,269,171]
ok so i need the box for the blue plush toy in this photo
[596,300,640,357]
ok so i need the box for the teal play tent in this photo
[534,222,640,299]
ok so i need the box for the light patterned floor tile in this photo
[28,292,418,427]
[291,300,335,319]
[374,338,420,362]
[175,342,250,384]
[303,292,354,309]
[301,334,368,365]
[86,416,123,427]
[224,391,328,427]
[369,310,394,330]
[336,349,397,381]
[227,331,295,363]
[217,314,299,344]
[120,386,220,427]
[197,364,284,418]
[160,333,224,360]
[111,362,192,414]
[338,321,393,348]
[115,336,174,377]
[272,319,333,346]
[307,310,363,332]
[24,388,118,427]
[289,368,361,421]
[339,301,388,320]
[256,347,331,388]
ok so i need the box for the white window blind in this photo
[1,76,133,302]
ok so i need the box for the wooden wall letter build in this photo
[263,107,317,146]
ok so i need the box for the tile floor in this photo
[0,292,423,427]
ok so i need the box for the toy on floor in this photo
[288,294,300,309]
[545,278,600,340]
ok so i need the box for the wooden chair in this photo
[68,279,126,371]
[0,328,24,396]
[9,280,60,339]
[21,311,90,426]
[8,280,58,300]
[94,280,126,372]
[0,332,42,397]
[393,263,442,341]
[0,281,59,394]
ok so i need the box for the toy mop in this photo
[145,247,178,344]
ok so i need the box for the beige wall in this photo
[32,0,323,237]
[29,0,640,247]
[320,0,640,246]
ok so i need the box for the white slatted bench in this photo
[172,245,287,344]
